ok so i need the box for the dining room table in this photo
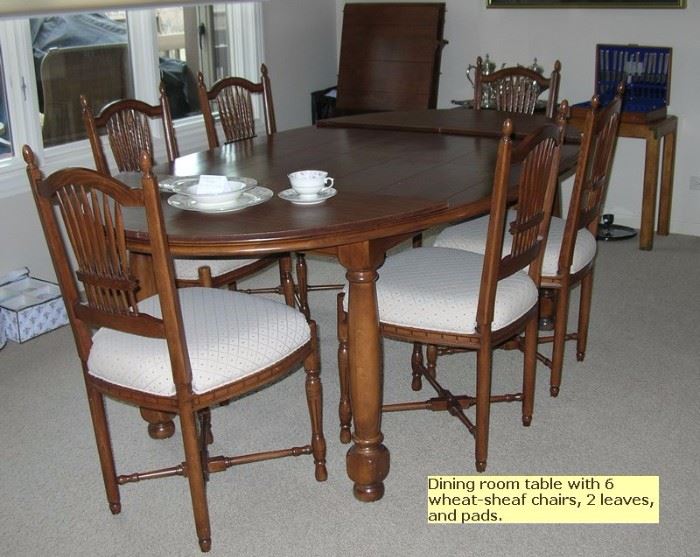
[121,108,580,502]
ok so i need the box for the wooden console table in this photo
[570,114,677,250]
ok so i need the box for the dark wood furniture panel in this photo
[336,2,447,114]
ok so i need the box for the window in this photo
[30,12,132,146]
[0,47,13,160]
[0,2,263,197]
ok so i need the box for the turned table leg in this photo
[339,243,390,502]
[538,288,558,331]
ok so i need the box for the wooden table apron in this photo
[122,119,578,502]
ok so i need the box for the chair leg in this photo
[200,407,214,446]
[85,381,121,514]
[576,269,595,362]
[179,406,212,552]
[295,253,311,321]
[413,343,438,391]
[197,266,214,288]
[279,255,297,310]
[549,283,571,398]
[337,293,352,444]
[522,316,538,426]
[474,344,493,473]
[426,345,438,381]
[305,321,328,481]
[411,343,424,391]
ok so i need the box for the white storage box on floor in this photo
[0,268,68,343]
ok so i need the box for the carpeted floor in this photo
[1,233,698,556]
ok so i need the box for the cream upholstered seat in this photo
[344,247,538,335]
[434,90,623,397]
[435,210,598,277]
[89,287,310,396]
[25,147,326,552]
[337,116,566,472]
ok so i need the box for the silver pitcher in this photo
[466,54,498,109]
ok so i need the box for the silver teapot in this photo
[466,54,499,109]
[466,53,496,87]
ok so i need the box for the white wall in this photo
[0,0,339,280]
[263,0,338,131]
[337,0,700,237]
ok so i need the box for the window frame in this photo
[0,2,264,199]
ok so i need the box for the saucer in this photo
[168,186,273,213]
[160,175,258,192]
[278,188,337,205]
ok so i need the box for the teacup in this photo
[288,170,334,199]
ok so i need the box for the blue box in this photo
[573,43,672,123]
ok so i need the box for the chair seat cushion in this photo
[174,257,264,280]
[434,210,597,277]
[345,247,538,335]
[87,287,310,396]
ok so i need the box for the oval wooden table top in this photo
[122,123,578,256]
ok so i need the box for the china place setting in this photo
[160,174,258,191]
[166,174,273,213]
[279,170,337,205]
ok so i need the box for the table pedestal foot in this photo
[347,441,390,502]
[140,408,176,440]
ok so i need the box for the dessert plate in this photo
[168,186,273,213]
[278,187,337,205]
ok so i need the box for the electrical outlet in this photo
[690,176,700,191]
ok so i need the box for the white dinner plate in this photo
[278,187,337,205]
[167,186,273,213]
[160,175,258,192]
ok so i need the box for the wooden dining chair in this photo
[197,65,342,318]
[197,64,276,147]
[24,146,326,553]
[337,116,566,471]
[80,86,297,309]
[474,56,562,119]
[435,87,623,397]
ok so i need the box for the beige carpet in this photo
[1,233,698,556]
